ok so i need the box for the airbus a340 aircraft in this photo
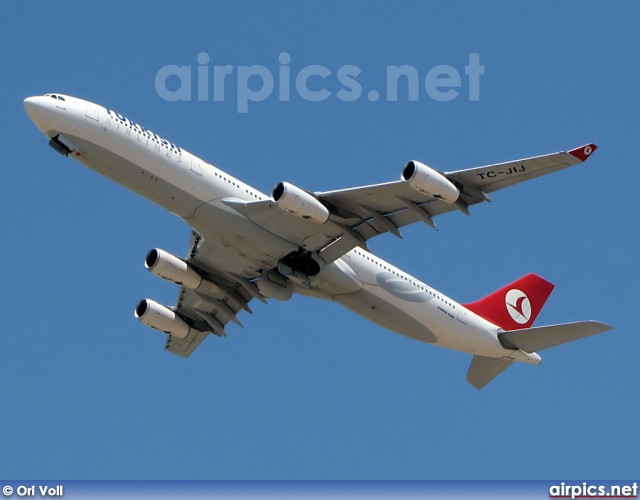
[24,93,611,389]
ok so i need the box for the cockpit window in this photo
[46,94,65,101]
[58,96,65,101]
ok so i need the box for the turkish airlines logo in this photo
[505,289,531,324]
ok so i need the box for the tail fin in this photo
[463,273,555,330]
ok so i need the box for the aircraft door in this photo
[85,103,99,121]
[457,308,467,324]
[190,157,203,175]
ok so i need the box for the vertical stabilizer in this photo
[463,274,554,331]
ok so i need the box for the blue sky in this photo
[1,1,638,480]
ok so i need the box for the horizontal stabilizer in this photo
[467,355,514,389]
[499,320,612,353]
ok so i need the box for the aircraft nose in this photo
[24,96,42,119]
[24,96,52,133]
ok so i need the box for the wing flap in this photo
[165,326,210,358]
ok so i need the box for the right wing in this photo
[228,144,598,263]
[446,143,597,193]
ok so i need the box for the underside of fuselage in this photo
[59,135,296,276]
[65,134,203,218]
[333,290,438,344]
[57,134,363,301]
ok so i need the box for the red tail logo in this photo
[505,289,531,324]
[463,274,554,330]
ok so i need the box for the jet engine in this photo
[145,248,203,289]
[145,248,231,299]
[401,161,459,203]
[135,298,191,339]
[272,182,330,223]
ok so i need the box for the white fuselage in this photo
[24,94,535,363]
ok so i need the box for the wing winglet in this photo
[568,143,597,162]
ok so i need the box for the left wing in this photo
[165,231,266,357]
[228,144,597,263]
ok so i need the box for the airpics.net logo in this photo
[505,289,531,324]
[154,52,484,113]
[549,482,638,499]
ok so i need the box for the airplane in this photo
[24,93,612,389]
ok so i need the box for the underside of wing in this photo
[224,144,597,264]
[327,145,596,236]
[446,144,596,193]
[163,231,265,357]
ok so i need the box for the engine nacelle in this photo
[145,248,239,301]
[135,298,191,339]
[256,270,293,301]
[145,248,202,289]
[272,182,330,224]
[401,161,459,203]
